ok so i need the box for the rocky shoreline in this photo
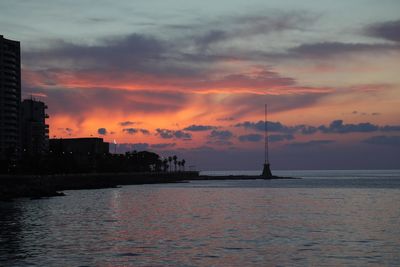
[0,171,198,201]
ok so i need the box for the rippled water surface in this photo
[1,170,400,266]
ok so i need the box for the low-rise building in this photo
[49,138,109,155]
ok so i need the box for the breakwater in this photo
[195,175,300,180]
[0,171,199,200]
[0,172,300,201]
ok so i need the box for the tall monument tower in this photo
[262,104,272,177]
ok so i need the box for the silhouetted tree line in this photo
[0,151,186,175]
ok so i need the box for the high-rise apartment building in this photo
[21,99,49,156]
[0,35,21,161]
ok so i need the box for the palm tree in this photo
[177,161,182,172]
[168,156,173,172]
[163,158,168,172]
[173,155,177,172]
[182,159,186,171]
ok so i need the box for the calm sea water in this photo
[1,170,400,266]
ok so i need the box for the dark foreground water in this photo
[1,170,400,266]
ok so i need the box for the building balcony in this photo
[3,114,18,120]
[3,70,17,76]
[4,76,17,81]
[4,83,17,88]
[4,66,17,71]
[4,50,17,56]
[4,121,18,126]
[4,105,18,110]
[4,110,18,116]
[4,87,18,91]
[4,98,17,103]
[3,72,17,77]
[4,103,18,109]
[3,131,18,136]
[4,60,17,66]
[3,90,17,96]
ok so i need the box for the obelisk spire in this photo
[265,103,269,164]
[262,103,272,178]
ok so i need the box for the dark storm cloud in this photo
[288,140,335,148]
[84,17,116,24]
[23,34,207,80]
[236,119,400,135]
[28,87,190,118]
[315,120,400,134]
[119,121,137,126]
[123,128,150,135]
[25,33,167,70]
[365,20,400,42]
[139,129,150,135]
[156,129,192,140]
[233,12,316,32]
[172,131,192,140]
[21,15,400,88]
[238,134,263,142]
[209,130,233,140]
[346,110,382,117]
[123,128,138,134]
[21,11,321,78]
[195,30,228,51]
[150,143,176,149]
[235,121,294,133]
[362,135,400,146]
[318,120,378,133]
[381,125,400,132]
[297,125,318,135]
[97,128,107,135]
[288,42,399,58]
[269,134,295,142]
[192,11,317,51]
[225,92,330,120]
[206,140,234,146]
[183,125,217,131]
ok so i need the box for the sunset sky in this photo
[1,0,399,170]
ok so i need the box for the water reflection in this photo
[0,201,25,263]
[0,178,400,266]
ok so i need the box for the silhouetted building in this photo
[49,138,109,155]
[21,98,49,156]
[0,35,21,160]
[49,138,109,172]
